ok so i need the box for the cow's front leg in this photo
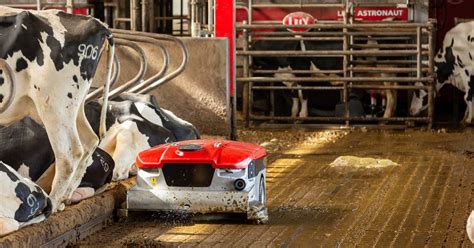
[298,89,308,118]
[383,87,397,119]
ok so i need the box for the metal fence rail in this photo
[237,17,435,128]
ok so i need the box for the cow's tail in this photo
[0,59,16,114]
[99,34,115,139]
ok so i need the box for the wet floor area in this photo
[77,129,474,247]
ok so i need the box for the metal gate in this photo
[237,0,435,128]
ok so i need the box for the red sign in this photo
[353,7,409,21]
[282,12,315,32]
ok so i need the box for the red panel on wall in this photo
[215,0,235,97]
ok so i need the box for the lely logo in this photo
[283,12,315,33]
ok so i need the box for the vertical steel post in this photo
[416,27,422,79]
[242,22,250,127]
[343,3,349,126]
[66,0,73,13]
[208,0,214,34]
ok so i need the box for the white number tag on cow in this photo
[78,44,99,60]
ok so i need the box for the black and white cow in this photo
[0,7,115,210]
[0,162,52,236]
[90,93,199,180]
[0,117,115,203]
[252,34,343,118]
[410,21,474,123]
[252,33,397,118]
[0,93,198,204]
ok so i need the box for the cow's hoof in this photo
[69,187,95,203]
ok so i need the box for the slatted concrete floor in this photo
[78,130,474,247]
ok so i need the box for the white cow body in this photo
[410,21,474,123]
[0,7,114,210]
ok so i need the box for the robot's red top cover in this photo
[136,140,267,169]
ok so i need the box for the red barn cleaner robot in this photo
[126,140,268,223]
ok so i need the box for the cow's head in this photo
[409,82,430,116]
[410,38,456,116]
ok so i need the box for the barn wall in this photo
[94,37,230,137]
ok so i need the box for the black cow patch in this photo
[466,69,470,76]
[0,76,4,86]
[73,75,78,83]
[435,38,456,84]
[0,162,18,181]
[457,55,465,68]
[0,10,112,82]
[67,92,72,99]
[0,94,3,103]
[0,118,54,181]
[468,75,474,102]
[470,52,473,61]
[14,183,50,222]
[16,58,27,72]
[79,147,114,189]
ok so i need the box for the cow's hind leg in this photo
[64,102,99,202]
[38,100,88,210]
[290,89,299,118]
[383,86,397,119]
[299,89,308,118]
[462,92,473,125]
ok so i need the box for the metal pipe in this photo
[37,0,41,10]
[242,22,250,127]
[416,27,422,79]
[110,33,169,95]
[253,69,343,74]
[251,37,344,41]
[251,85,429,90]
[249,115,430,122]
[66,0,73,14]
[250,3,344,8]
[0,59,16,114]
[238,23,433,29]
[248,31,420,37]
[208,0,213,34]
[108,38,149,99]
[86,52,120,102]
[238,50,421,57]
[111,29,189,94]
[237,77,433,82]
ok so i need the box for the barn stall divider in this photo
[237,1,436,129]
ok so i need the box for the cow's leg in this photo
[290,89,299,118]
[298,89,308,118]
[383,87,397,118]
[40,110,83,211]
[462,92,473,124]
[0,218,19,236]
[64,102,99,201]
